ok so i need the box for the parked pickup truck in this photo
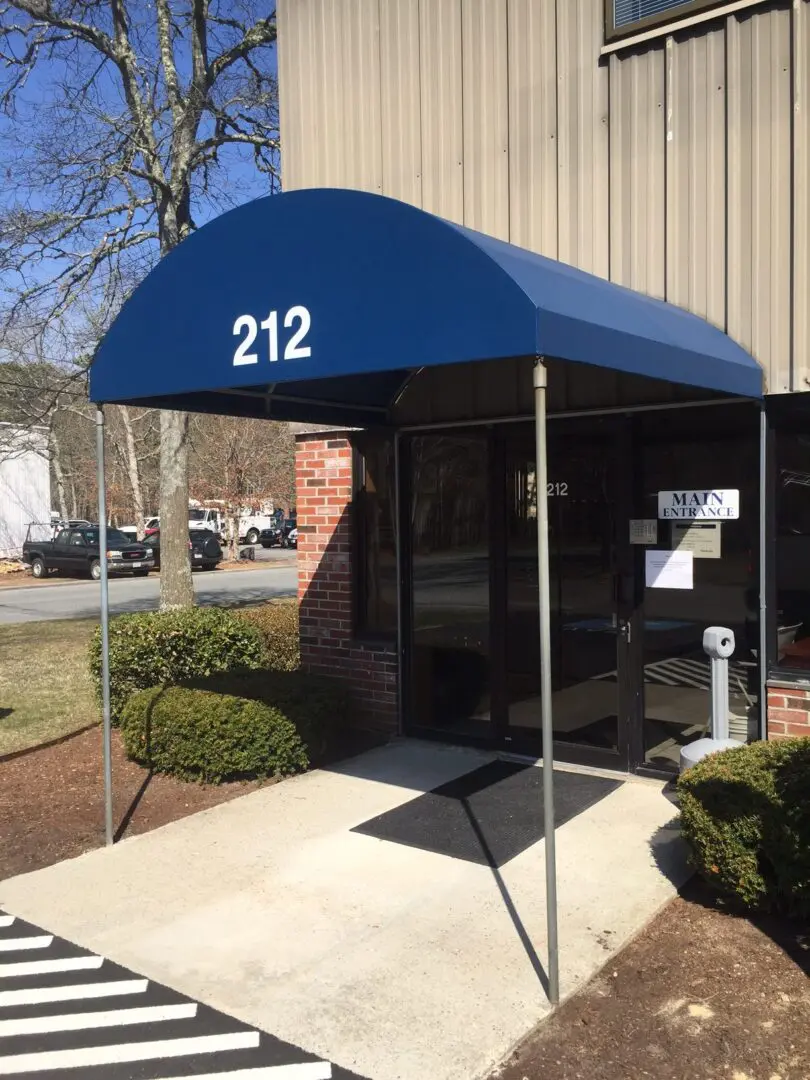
[23,525,155,580]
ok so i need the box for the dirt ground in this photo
[493,879,810,1080]
[0,726,267,881]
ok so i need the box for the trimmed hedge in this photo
[237,601,300,671]
[678,738,810,916]
[120,685,308,783]
[183,668,349,763]
[89,608,267,725]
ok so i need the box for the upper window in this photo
[607,0,729,39]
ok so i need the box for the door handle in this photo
[619,619,631,643]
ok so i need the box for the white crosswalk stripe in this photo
[0,910,358,1079]
[0,1031,262,1074]
[0,1002,198,1038]
[0,978,149,1008]
[0,936,53,952]
[150,1065,332,1080]
[0,956,103,979]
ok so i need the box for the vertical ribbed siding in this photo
[380,0,423,205]
[794,0,810,391]
[556,0,610,277]
[419,0,464,220]
[339,0,383,193]
[507,0,558,256]
[727,3,792,393]
[277,0,810,396]
[609,46,666,296]
[665,27,727,327]
[461,0,510,238]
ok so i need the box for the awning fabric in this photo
[90,188,762,422]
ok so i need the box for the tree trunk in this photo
[159,409,193,609]
[49,427,68,520]
[119,406,146,536]
[228,511,239,562]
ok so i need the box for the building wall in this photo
[277,0,810,396]
[296,433,398,734]
[0,426,50,560]
[767,686,810,739]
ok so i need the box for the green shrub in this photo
[183,668,349,763]
[678,738,810,916]
[121,685,308,783]
[237,600,300,671]
[89,608,267,725]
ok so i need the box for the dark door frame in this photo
[399,420,642,772]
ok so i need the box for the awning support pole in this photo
[533,358,559,1005]
[95,406,114,846]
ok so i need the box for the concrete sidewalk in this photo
[0,741,689,1080]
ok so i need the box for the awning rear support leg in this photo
[95,406,114,846]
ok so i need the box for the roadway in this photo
[0,555,297,626]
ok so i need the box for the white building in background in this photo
[0,425,51,559]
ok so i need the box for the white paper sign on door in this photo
[645,549,694,590]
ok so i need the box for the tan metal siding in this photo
[507,0,559,256]
[339,0,383,193]
[664,27,727,328]
[556,0,610,277]
[379,0,423,206]
[794,0,810,390]
[609,46,666,297]
[278,0,810,395]
[461,0,510,238]
[727,3,792,392]
[419,1,464,220]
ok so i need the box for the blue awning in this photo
[90,188,762,420]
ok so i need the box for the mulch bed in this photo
[0,727,270,881]
[493,878,810,1080]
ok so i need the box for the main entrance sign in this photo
[657,489,739,520]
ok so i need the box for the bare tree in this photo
[0,1,280,607]
[189,414,294,560]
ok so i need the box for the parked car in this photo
[284,527,298,549]
[142,528,223,571]
[143,516,160,537]
[259,525,283,549]
[23,525,154,580]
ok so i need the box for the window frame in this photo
[767,396,810,682]
[605,0,732,41]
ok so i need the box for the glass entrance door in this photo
[501,421,632,768]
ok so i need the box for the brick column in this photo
[296,432,398,734]
[766,685,810,740]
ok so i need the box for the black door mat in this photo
[352,760,621,867]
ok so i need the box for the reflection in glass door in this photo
[408,433,491,738]
[503,424,627,763]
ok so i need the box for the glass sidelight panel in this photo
[409,433,491,737]
[504,425,621,756]
[639,406,759,771]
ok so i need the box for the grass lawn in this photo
[0,619,99,757]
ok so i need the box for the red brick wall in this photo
[766,685,810,740]
[296,433,398,734]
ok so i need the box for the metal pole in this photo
[95,407,114,846]
[758,405,768,740]
[533,358,559,1005]
[394,431,404,737]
